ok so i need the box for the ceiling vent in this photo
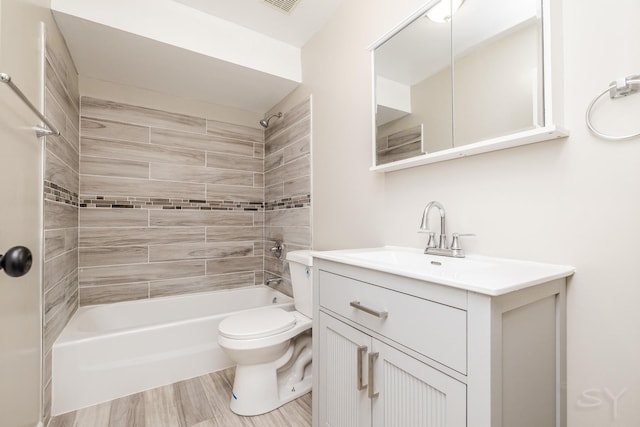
[262,0,300,14]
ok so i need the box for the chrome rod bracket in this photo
[0,71,61,138]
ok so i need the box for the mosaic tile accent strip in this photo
[265,194,311,211]
[45,180,79,207]
[79,194,311,211]
[80,196,264,211]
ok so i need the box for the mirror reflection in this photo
[374,0,543,166]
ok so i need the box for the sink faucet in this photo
[419,201,471,258]
[419,201,447,249]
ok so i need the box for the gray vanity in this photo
[311,247,574,427]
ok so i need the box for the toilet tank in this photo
[286,250,313,318]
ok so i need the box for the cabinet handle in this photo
[357,345,368,391]
[368,352,379,399]
[349,301,388,319]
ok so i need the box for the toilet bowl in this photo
[217,250,313,416]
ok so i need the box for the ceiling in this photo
[51,0,344,113]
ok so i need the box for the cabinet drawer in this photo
[319,270,467,374]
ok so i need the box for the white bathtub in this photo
[51,286,293,415]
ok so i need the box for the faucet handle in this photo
[450,233,475,251]
[418,229,437,248]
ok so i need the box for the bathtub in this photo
[51,286,293,415]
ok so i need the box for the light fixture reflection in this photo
[425,0,465,23]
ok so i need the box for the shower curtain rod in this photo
[0,72,60,138]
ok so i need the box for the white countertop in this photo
[311,246,575,296]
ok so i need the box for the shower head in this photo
[259,112,283,128]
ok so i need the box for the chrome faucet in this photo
[419,201,471,258]
[419,201,447,249]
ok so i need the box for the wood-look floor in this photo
[49,368,311,427]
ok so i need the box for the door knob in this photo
[0,246,32,277]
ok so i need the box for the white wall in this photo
[276,0,640,425]
[0,0,61,425]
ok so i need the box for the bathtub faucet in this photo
[271,241,283,258]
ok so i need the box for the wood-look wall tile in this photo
[283,135,311,163]
[45,28,78,107]
[46,60,79,130]
[265,156,310,188]
[45,88,68,139]
[44,150,80,194]
[265,184,284,203]
[80,156,149,179]
[206,153,263,172]
[254,212,264,227]
[47,133,79,173]
[151,128,254,157]
[65,116,80,153]
[284,175,310,199]
[265,98,310,140]
[44,248,78,292]
[254,143,265,158]
[206,256,262,275]
[206,184,264,202]
[206,226,263,242]
[79,260,205,287]
[149,273,254,298]
[80,208,148,227]
[81,175,205,199]
[264,256,285,276]
[265,207,310,227]
[44,269,77,324]
[45,227,78,260]
[254,172,264,188]
[44,287,77,352]
[150,163,254,186]
[254,242,265,257]
[79,227,204,247]
[79,283,149,306]
[81,118,150,144]
[265,151,283,171]
[266,226,311,247]
[80,246,149,267]
[81,97,206,134]
[150,210,253,227]
[149,242,253,262]
[265,116,310,157]
[81,137,205,166]
[206,119,263,143]
[44,200,78,230]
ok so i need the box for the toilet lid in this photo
[218,308,296,340]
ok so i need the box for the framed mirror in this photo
[370,0,567,172]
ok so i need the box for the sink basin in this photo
[312,246,574,296]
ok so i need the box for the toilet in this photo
[217,250,313,416]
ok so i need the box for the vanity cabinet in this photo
[312,257,569,427]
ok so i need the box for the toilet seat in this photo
[219,308,296,340]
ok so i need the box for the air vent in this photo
[262,0,300,14]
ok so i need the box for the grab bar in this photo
[0,72,60,138]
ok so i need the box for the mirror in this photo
[371,0,567,171]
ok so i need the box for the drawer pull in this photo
[350,301,388,319]
[356,345,368,391]
[368,352,379,399]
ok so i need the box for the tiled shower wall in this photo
[264,99,312,296]
[42,26,80,424]
[78,98,265,304]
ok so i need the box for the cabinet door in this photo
[318,312,372,427]
[371,340,466,427]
